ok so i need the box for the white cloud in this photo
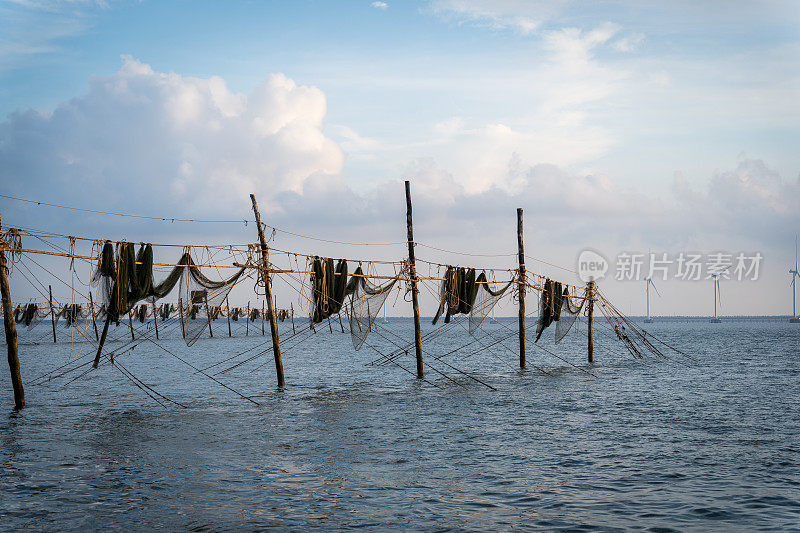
[0,0,111,69]
[673,159,800,246]
[371,1,388,10]
[0,56,344,219]
[429,0,566,34]
[612,32,645,52]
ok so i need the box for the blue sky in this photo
[1,0,799,315]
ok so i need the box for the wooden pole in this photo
[179,298,186,339]
[204,294,213,338]
[93,314,111,368]
[245,302,249,336]
[127,308,135,341]
[338,312,345,333]
[250,193,285,387]
[587,280,595,363]
[261,300,265,335]
[517,208,526,369]
[327,315,333,333]
[226,297,232,337]
[0,216,25,409]
[152,301,159,340]
[89,291,99,341]
[405,180,424,379]
[290,304,296,334]
[48,285,56,343]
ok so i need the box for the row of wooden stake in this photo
[0,182,596,410]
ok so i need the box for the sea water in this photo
[1,317,798,530]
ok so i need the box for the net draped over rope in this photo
[91,241,248,346]
[554,287,584,344]
[308,257,399,349]
[535,279,564,342]
[469,274,514,334]
[432,267,480,325]
[310,257,349,323]
[432,266,515,335]
[345,266,398,350]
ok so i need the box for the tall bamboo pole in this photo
[405,181,424,379]
[48,285,56,343]
[179,298,186,339]
[89,291,99,341]
[587,280,595,363]
[93,314,111,368]
[127,308,134,341]
[0,216,24,409]
[250,193,285,387]
[226,297,232,337]
[152,300,159,340]
[204,294,213,338]
[517,208,526,369]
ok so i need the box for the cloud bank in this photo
[0,57,796,259]
[1,56,343,220]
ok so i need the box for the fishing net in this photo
[535,279,563,342]
[469,273,514,334]
[345,266,398,350]
[12,303,47,331]
[178,259,246,347]
[555,287,585,344]
[90,241,247,345]
[310,257,348,323]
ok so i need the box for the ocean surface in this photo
[1,316,798,531]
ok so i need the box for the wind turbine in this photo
[643,276,660,323]
[710,273,724,323]
[791,236,799,323]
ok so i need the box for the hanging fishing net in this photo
[469,273,514,334]
[90,241,247,346]
[535,279,564,342]
[554,287,585,344]
[432,267,481,325]
[310,257,348,323]
[178,257,247,347]
[13,302,46,331]
[345,266,398,350]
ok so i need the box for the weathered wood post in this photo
[250,193,285,387]
[48,285,56,343]
[93,314,112,368]
[290,303,296,334]
[405,180,424,379]
[179,298,186,339]
[327,315,333,333]
[204,295,213,338]
[226,297,232,337]
[338,312,345,333]
[0,216,25,409]
[127,308,135,341]
[587,280,595,363]
[89,291,99,341]
[517,208,526,369]
[261,300,265,335]
[152,301,159,340]
[245,302,250,336]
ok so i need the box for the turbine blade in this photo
[651,279,662,297]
